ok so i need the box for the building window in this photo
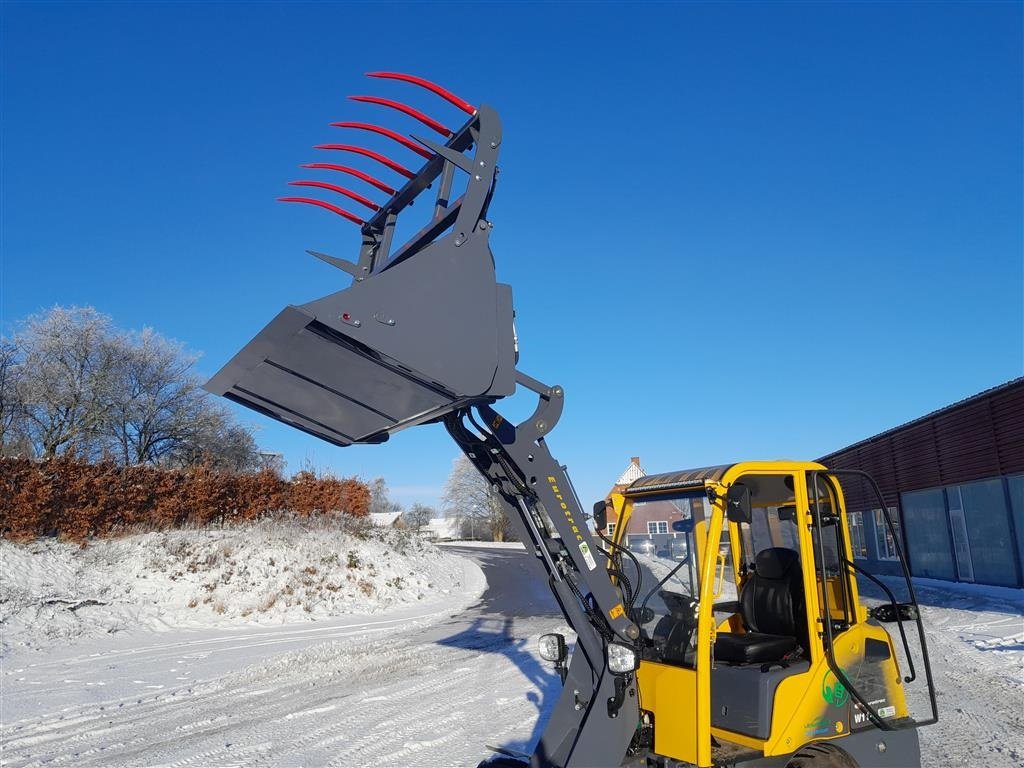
[872,507,901,561]
[607,522,616,537]
[648,521,668,535]
[847,511,868,558]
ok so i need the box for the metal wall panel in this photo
[901,488,956,581]
[822,378,1024,501]
[820,378,1024,586]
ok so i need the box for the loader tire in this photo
[476,758,529,768]
[786,742,858,768]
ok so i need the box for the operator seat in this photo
[714,547,806,665]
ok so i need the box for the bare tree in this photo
[3,306,260,469]
[441,455,514,541]
[0,339,27,455]
[168,403,259,472]
[368,477,402,518]
[107,328,209,465]
[10,307,124,457]
[401,502,434,533]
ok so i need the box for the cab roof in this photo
[625,464,734,495]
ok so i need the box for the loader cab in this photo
[608,461,935,767]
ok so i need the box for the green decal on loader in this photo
[822,669,850,708]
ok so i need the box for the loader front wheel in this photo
[476,757,529,768]
[786,742,858,768]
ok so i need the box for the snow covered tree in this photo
[6,307,124,458]
[401,502,434,533]
[368,477,402,518]
[0,339,29,456]
[2,306,260,469]
[441,455,515,542]
[107,328,211,465]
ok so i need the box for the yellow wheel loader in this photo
[579,463,937,767]
[205,72,937,767]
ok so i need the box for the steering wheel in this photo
[658,589,699,627]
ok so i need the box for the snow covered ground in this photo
[1,538,1022,767]
[0,519,480,656]
[871,577,1024,767]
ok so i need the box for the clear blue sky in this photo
[3,1,1022,511]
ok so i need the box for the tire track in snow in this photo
[1,617,554,768]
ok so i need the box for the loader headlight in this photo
[539,633,567,663]
[607,643,638,674]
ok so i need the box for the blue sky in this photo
[3,1,1022,511]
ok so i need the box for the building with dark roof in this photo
[819,377,1024,587]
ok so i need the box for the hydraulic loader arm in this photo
[205,73,641,768]
[445,380,643,767]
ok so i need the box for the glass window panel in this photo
[872,507,901,560]
[958,478,1018,588]
[747,505,799,558]
[901,488,955,580]
[945,485,975,582]
[847,511,868,558]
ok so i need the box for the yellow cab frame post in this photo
[609,478,724,767]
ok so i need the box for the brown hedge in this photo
[0,457,370,541]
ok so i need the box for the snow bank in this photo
[437,540,526,550]
[0,519,482,654]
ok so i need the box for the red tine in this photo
[301,163,397,196]
[365,71,476,116]
[330,121,433,160]
[277,197,365,226]
[348,95,452,137]
[287,181,380,211]
[314,143,415,179]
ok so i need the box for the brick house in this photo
[603,457,685,543]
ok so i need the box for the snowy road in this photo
[1,546,566,767]
[3,546,1023,767]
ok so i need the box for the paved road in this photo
[441,545,558,616]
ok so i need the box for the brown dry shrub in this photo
[0,457,370,541]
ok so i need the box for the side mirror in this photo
[726,483,752,524]
[592,500,608,532]
[671,518,695,533]
[777,504,797,521]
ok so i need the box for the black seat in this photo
[714,547,805,665]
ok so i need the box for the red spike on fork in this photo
[300,163,397,195]
[279,72,479,233]
[314,144,415,179]
[330,121,433,160]
[365,71,477,115]
[287,181,380,211]
[348,95,452,137]
[277,197,365,226]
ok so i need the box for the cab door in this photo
[800,471,903,737]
